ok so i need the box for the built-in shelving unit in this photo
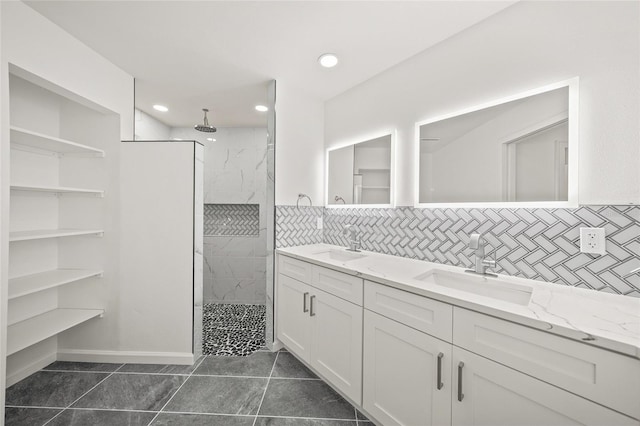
[9,229,104,242]
[10,126,105,157]
[7,309,104,356]
[9,269,103,300]
[4,70,111,384]
[10,184,104,196]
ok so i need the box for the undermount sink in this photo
[414,269,532,306]
[312,248,367,262]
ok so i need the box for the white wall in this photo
[325,1,640,206]
[1,2,133,139]
[115,142,195,356]
[134,108,171,140]
[275,81,325,206]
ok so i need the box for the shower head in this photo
[195,108,217,133]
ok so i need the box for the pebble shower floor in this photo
[202,303,266,356]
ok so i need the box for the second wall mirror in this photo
[327,133,394,207]
[415,79,578,208]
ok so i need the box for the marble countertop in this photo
[277,243,640,359]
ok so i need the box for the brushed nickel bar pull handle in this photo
[437,352,444,390]
[457,362,465,402]
[310,295,316,316]
[303,292,309,313]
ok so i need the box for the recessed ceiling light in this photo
[207,138,216,142]
[255,105,268,112]
[153,104,169,112]
[318,53,338,68]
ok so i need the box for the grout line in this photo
[6,405,67,410]
[45,407,158,413]
[40,369,320,380]
[158,410,255,418]
[355,407,359,426]
[42,363,125,426]
[42,364,188,376]
[145,355,208,426]
[252,351,279,426]
[255,414,361,421]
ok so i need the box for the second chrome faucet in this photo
[343,224,362,252]
[466,233,497,277]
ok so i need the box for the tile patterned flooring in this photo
[203,304,266,356]
[5,350,372,426]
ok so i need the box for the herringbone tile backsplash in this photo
[275,206,324,248]
[276,205,640,297]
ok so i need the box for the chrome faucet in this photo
[466,233,497,277]
[343,224,362,252]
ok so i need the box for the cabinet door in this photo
[276,274,311,361]
[310,287,363,404]
[363,310,452,426]
[452,347,637,426]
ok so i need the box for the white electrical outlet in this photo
[579,227,606,255]
[316,216,323,230]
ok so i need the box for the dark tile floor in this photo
[5,350,372,426]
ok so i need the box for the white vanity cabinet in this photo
[451,347,637,426]
[363,310,452,426]
[276,255,363,403]
[275,248,640,426]
[362,280,453,426]
[361,281,639,426]
[453,307,640,422]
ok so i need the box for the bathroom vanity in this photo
[275,244,640,426]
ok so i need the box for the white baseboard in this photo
[271,339,284,352]
[57,349,194,365]
[6,352,57,387]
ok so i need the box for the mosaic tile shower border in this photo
[204,203,260,236]
[275,205,640,297]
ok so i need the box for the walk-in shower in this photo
[134,81,275,358]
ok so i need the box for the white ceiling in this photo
[26,1,515,128]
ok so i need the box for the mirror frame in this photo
[326,130,396,208]
[413,77,579,208]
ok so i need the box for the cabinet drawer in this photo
[312,265,363,305]
[364,281,452,343]
[453,347,638,426]
[453,307,640,420]
[278,255,312,283]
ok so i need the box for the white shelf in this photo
[10,126,105,157]
[9,229,104,242]
[358,168,390,172]
[11,184,104,197]
[7,308,103,356]
[9,269,103,300]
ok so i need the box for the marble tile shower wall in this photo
[322,206,640,297]
[201,128,268,304]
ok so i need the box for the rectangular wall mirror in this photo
[327,133,394,207]
[415,79,578,208]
